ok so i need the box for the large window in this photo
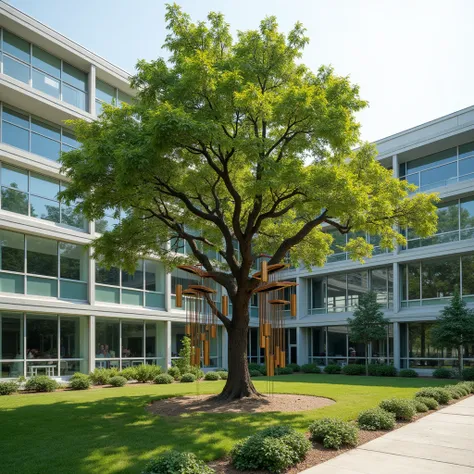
[0,229,88,300]
[400,255,474,307]
[399,141,474,192]
[95,79,132,116]
[308,267,393,314]
[1,30,88,110]
[95,259,165,308]
[0,312,88,378]
[1,105,80,162]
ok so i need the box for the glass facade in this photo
[0,229,88,300]
[1,29,88,110]
[1,104,80,162]
[95,79,132,115]
[95,259,165,308]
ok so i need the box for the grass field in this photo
[0,374,452,474]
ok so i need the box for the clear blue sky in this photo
[8,0,474,142]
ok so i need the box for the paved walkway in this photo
[301,396,474,474]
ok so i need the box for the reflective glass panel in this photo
[420,162,457,190]
[62,130,80,148]
[0,229,24,272]
[31,118,60,141]
[96,266,119,286]
[1,312,23,359]
[26,314,58,359]
[145,260,165,292]
[407,148,457,174]
[421,257,459,299]
[436,200,459,234]
[462,255,474,296]
[31,133,61,161]
[30,195,60,223]
[459,156,474,178]
[30,173,59,200]
[327,274,346,312]
[60,316,84,358]
[3,30,30,62]
[371,268,388,306]
[96,79,115,104]
[26,235,57,277]
[328,326,347,358]
[59,242,87,281]
[62,63,87,91]
[61,204,86,230]
[62,84,86,110]
[122,260,143,289]
[309,277,326,309]
[3,55,29,83]
[1,187,28,215]
[2,121,29,151]
[32,69,60,98]
[461,197,474,229]
[32,46,60,78]
[95,319,120,358]
[1,164,28,192]
[347,271,368,309]
[122,322,143,358]
[2,107,29,128]
[459,141,474,160]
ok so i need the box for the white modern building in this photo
[0,1,473,379]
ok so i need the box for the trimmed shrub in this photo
[309,418,358,449]
[120,367,137,381]
[180,373,196,383]
[216,371,228,380]
[69,373,91,390]
[462,367,474,381]
[415,387,452,405]
[248,363,262,371]
[457,382,474,394]
[399,369,418,378]
[445,384,468,398]
[188,367,204,380]
[167,366,181,380]
[323,364,341,374]
[342,364,365,375]
[432,367,453,379]
[231,426,311,473]
[287,363,301,372]
[379,398,416,421]
[154,374,174,385]
[250,369,263,377]
[276,366,293,375]
[204,371,220,381]
[415,396,439,410]
[0,381,18,396]
[89,368,119,385]
[301,363,321,374]
[133,364,161,383]
[142,450,214,474]
[357,408,396,431]
[25,375,58,393]
[368,364,397,377]
[413,399,429,413]
[454,383,470,396]
[109,376,127,387]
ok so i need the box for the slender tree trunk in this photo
[459,344,464,378]
[365,344,368,376]
[216,293,261,401]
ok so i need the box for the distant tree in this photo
[348,291,389,375]
[431,291,474,375]
[173,336,192,375]
[1,183,29,215]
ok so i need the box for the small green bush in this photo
[275,366,293,375]
[413,399,429,413]
[142,450,214,474]
[69,373,91,390]
[368,364,397,377]
[89,368,119,385]
[462,367,474,381]
[342,364,365,375]
[445,384,468,398]
[357,408,396,431]
[250,369,263,377]
[133,364,161,383]
[379,398,416,421]
[248,363,263,371]
[167,366,181,380]
[216,371,228,380]
[454,383,470,396]
[154,374,174,384]
[309,418,358,449]
[25,375,58,393]
[231,426,311,473]
[416,387,452,404]
[432,367,453,379]
[180,373,196,383]
[323,364,341,374]
[204,371,220,381]
[0,381,18,396]
[109,376,127,387]
[287,363,301,372]
[399,369,418,378]
[415,396,439,410]
[457,382,474,394]
[301,363,321,374]
[120,367,137,380]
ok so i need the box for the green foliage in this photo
[109,376,127,387]
[25,376,58,393]
[413,399,429,413]
[399,369,418,378]
[120,367,137,380]
[379,398,416,421]
[142,450,214,474]
[216,371,228,380]
[415,387,452,405]
[89,368,119,385]
[457,382,474,394]
[69,373,91,390]
[342,364,365,375]
[204,371,220,381]
[250,369,263,377]
[301,363,321,373]
[167,366,181,380]
[357,408,396,431]
[287,363,301,372]
[188,367,204,380]
[174,337,193,375]
[415,396,439,410]
[275,366,293,375]
[323,364,341,374]
[462,368,474,381]
[180,373,196,383]
[154,374,174,385]
[368,364,397,377]
[432,367,453,379]
[231,426,310,473]
[133,364,162,383]
[309,418,358,449]
[0,381,18,396]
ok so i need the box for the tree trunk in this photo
[216,293,261,401]
[365,344,368,376]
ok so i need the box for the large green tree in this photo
[60,5,438,400]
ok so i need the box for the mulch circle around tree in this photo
[146,393,335,416]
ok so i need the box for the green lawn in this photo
[0,375,451,474]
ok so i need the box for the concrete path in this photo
[301,396,474,474]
